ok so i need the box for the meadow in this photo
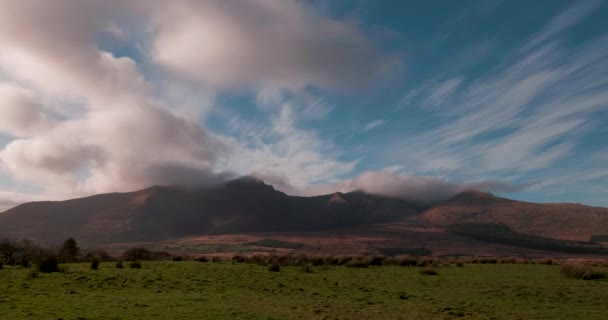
[1,260,607,320]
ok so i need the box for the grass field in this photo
[1,262,607,319]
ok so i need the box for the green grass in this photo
[0,262,607,319]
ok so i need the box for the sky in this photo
[0,0,607,211]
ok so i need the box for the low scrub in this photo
[561,263,607,280]
[129,261,142,269]
[38,256,59,273]
[419,267,439,276]
[115,261,124,269]
[345,258,371,268]
[90,258,100,270]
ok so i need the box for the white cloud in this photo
[149,0,398,94]
[0,190,44,213]
[216,103,357,190]
[363,119,386,132]
[0,0,393,207]
[0,84,54,137]
[261,170,531,203]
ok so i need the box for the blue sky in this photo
[0,0,607,210]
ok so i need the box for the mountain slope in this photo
[423,191,608,241]
[0,177,426,244]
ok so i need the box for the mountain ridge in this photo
[1,178,607,255]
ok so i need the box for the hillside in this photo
[423,190,608,241]
[0,177,426,244]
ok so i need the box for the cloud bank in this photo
[0,0,403,210]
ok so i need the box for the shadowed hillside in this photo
[0,177,426,244]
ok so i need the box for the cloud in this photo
[522,0,601,53]
[149,0,399,93]
[335,171,532,203]
[0,0,391,206]
[0,1,227,199]
[0,191,43,213]
[363,119,386,132]
[0,84,54,137]
[255,170,531,203]
[386,3,608,183]
[216,103,357,189]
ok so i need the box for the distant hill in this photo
[423,190,608,242]
[0,177,426,244]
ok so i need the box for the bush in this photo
[212,256,222,263]
[231,255,246,263]
[345,258,370,268]
[123,248,151,261]
[27,269,40,279]
[370,256,384,266]
[172,257,182,262]
[561,263,607,280]
[399,257,418,267]
[0,261,3,269]
[38,256,59,273]
[115,261,124,269]
[419,267,438,276]
[91,258,99,270]
[268,264,280,272]
[130,261,142,269]
[197,256,208,262]
[301,263,314,273]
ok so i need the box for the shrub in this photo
[123,248,151,261]
[91,258,99,270]
[268,264,280,272]
[419,267,438,276]
[129,261,142,269]
[399,257,418,267]
[27,269,40,279]
[38,256,59,273]
[212,256,222,263]
[311,257,324,266]
[172,257,182,262]
[250,255,267,265]
[0,261,3,269]
[231,255,246,263]
[345,258,370,268]
[561,263,607,280]
[417,258,433,267]
[324,256,339,266]
[115,261,124,269]
[455,262,464,267]
[301,263,314,273]
[337,256,353,266]
[197,256,208,262]
[370,256,384,266]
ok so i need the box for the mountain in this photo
[1,182,607,256]
[423,190,608,242]
[0,177,426,244]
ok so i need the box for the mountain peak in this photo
[328,192,348,205]
[445,190,509,206]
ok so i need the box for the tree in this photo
[59,238,79,263]
[0,239,17,265]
